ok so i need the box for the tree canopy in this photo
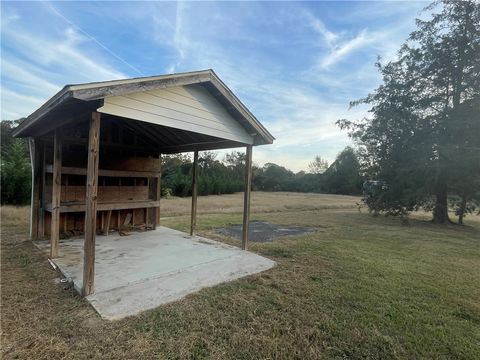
[337,0,480,223]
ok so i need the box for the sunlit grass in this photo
[1,193,479,359]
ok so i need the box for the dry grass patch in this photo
[2,192,479,359]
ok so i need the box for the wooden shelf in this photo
[45,165,160,178]
[45,200,160,213]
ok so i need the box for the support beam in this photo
[190,151,199,236]
[103,210,112,236]
[82,112,101,297]
[242,145,253,250]
[156,154,162,227]
[29,138,40,240]
[39,142,46,238]
[50,131,62,257]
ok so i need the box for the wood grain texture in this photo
[44,200,160,213]
[50,131,62,258]
[242,145,253,250]
[82,112,101,296]
[190,151,199,236]
[29,139,40,240]
[156,154,162,227]
[39,142,46,238]
[45,165,161,178]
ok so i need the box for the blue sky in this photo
[1,1,427,172]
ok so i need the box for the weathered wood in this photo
[50,131,62,257]
[39,142,46,238]
[156,154,162,227]
[82,112,101,296]
[74,72,211,101]
[44,199,160,213]
[29,139,41,240]
[242,145,253,250]
[45,165,161,178]
[190,151,199,236]
[160,140,245,154]
[104,210,112,235]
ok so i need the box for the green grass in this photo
[1,193,479,359]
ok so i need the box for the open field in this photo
[1,192,479,359]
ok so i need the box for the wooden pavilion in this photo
[13,69,274,297]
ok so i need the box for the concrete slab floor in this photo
[35,227,275,320]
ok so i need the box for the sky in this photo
[1,1,428,172]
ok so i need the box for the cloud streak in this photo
[0,1,425,172]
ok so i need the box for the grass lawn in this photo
[1,192,479,359]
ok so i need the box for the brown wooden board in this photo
[83,112,101,296]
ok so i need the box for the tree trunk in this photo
[432,179,450,224]
[458,195,467,225]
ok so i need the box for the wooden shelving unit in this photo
[45,165,160,178]
[41,153,161,236]
[44,200,160,213]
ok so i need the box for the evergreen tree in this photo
[338,0,480,222]
[1,138,32,204]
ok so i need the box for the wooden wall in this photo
[37,117,161,238]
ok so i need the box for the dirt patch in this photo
[215,221,315,242]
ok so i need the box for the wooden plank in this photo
[104,210,112,235]
[190,151,198,236]
[50,131,62,258]
[156,154,162,227]
[45,165,161,178]
[82,112,101,297]
[242,145,253,250]
[160,139,243,154]
[73,72,211,101]
[29,138,40,240]
[45,200,161,213]
[39,142,46,238]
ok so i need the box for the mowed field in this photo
[1,192,479,359]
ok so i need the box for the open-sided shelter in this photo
[13,69,274,299]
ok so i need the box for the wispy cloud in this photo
[320,29,373,69]
[0,1,426,171]
[1,6,129,118]
[44,2,144,76]
[304,10,339,47]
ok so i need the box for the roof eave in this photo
[12,86,73,137]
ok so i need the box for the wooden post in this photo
[190,151,198,236]
[29,138,41,240]
[50,131,62,257]
[156,154,162,227]
[39,142,46,238]
[242,145,253,250]
[82,112,101,297]
[104,210,112,235]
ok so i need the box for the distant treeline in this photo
[161,146,362,197]
[1,120,362,205]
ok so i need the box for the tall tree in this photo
[308,156,329,174]
[324,147,363,195]
[338,0,480,223]
[1,138,31,204]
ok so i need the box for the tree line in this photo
[1,122,363,206]
[2,1,478,226]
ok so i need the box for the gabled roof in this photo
[13,69,274,145]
